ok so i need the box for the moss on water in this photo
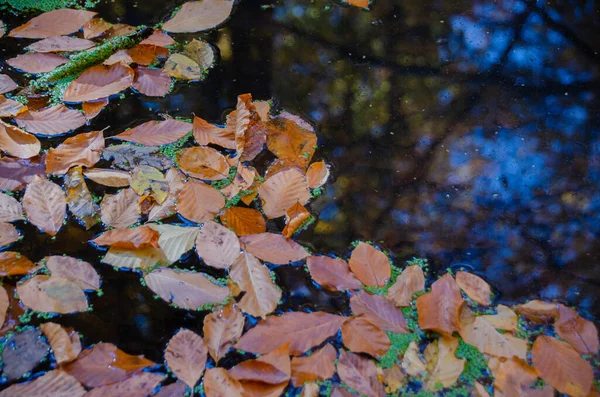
[378,331,419,369]
[0,0,99,13]
[455,338,488,385]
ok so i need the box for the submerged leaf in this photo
[1,328,50,381]
[17,275,88,313]
[162,0,235,33]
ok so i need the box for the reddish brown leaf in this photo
[416,273,463,337]
[337,350,385,397]
[204,368,244,397]
[234,94,266,162]
[342,317,390,357]
[494,358,551,397]
[0,251,35,276]
[291,344,336,387]
[0,223,18,247]
[193,114,235,149]
[26,36,95,53]
[387,265,425,307]
[128,44,169,66]
[348,242,391,287]
[176,180,225,223]
[203,303,245,363]
[84,168,131,187]
[306,255,362,291]
[63,63,134,103]
[0,120,41,159]
[0,369,85,397]
[133,67,172,97]
[9,9,96,38]
[40,322,82,364]
[84,372,164,397]
[350,291,408,333]
[17,275,88,313]
[0,95,25,117]
[115,119,192,146]
[6,53,68,73]
[220,206,266,237]
[235,311,346,355]
[23,177,67,235]
[455,271,492,305]
[514,300,559,323]
[0,155,46,191]
[266,116,317,170]
[100,188,141,228]
[0,74,18,94]
[239,232,309,264]
[15,105,87,136]
[532,335,593,397]
[82,98,108,120]
[92,226,160,249]
[178,146,230,180]
[306,161,330,189]
[162,0,235,33]
[165,329,208,389]
[46,255,100,291]
[103,49,133,65]
[282,202,311,238]
[229,343,291,384]
[195,220,240,269]
[140,30,175,47]
[45,130,104,174]
[554,304,599,354]
[83,18,112,39]
[219,164,256,199]
[259,167,310,219]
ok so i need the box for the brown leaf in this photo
[165,329,208,389]
[102,247,168,270]
[162,0,235,33]
[229,343,291,384]
[144,268,230,309]
[193,114,235,149]
[479,304,518,331]
[15,105,87,136]
[416,273,463,337]
[84,168,131,187]
[23,177,67,235]
[350,291,408,333]
[92,226,160,249]
[203,303,245,363]
[235,311,346,355]
[153,381,188,397]
[346,0,369,7]
[306,161,330,189]
[239,232,309,264]
[513,300,559,323]
[64,166,100,229]
[45,130,104,174]
[178,146,230,181]
[204,368,244,397]
[234,94,266,162]
[0,74,18,94]
[259,167,310,219]
[140,30,175,47]
[331,386,359,397]
[6,53,68,73]
[100,188,141,228]
[176,180,225,223]
[83,18,112,39]
[184,39,215,70]
[0,222,18,247]
[46,255,100,291]
[342,317,390,357]
[266,116,317,169]
[337,350,385,397]
[164,54,202,80]
[494,358,551,397]
[26,36,95,53]
[459,316,527,359]
[387,265,425,306]
[424,337,465,390]
[84,372,164,397]
[195,221,240,269]
[401,340,427,377]
[282,202,311,238]
[0,120,41,159]
[455,271,492,305]
[219,164,256,199]
[306,255,362,291]
[378,365,405,394]
[348,242,391,287]
[17,275,88,313]
[532,335,593,397]
[63,63,134,103]
[554,304,599,354]
[103,49,133,65]
[131,165,169,204]
[128,44,169,66]
[0,285,8,329]
[291,344,336,387]
[40,322,82,364]
[9,9,96,38]
[230,252,281,318]
[0,95,25,117]
[0,155,46,191]
[0,192,23,222]
[133,67,172,97]
[0,369,85,397]
[114,119,192,146]
[82,98,108,120]
[0,251,35,275]
[220,206,266,237]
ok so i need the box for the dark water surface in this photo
[1,0,600,363]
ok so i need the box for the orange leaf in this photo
[0,192,22,222]
[82,98,108,120]
[348,242,391,287]
[416,273,463,337]
[0,223,19,247]
[193,115,235,149]
[176,180,225,223]
[92,226,160,249]
[84,372,164,397]
[9,9,96,38]
[291,344,336,387]
[153,382,188,397]
[100,188,141,228]
[162,0,235,33]
[114,119,192,146]
[459,316,527,359]
[63,63,134,103]
[83,18,112,39]
[102,246,167,270]
[342,317,390,357]
[203,303,245,363]
[165,329,208,389]
[23,177,67,235]
[6,53,68,73]
[0,251,35,276]
[128,44,169,66]
[0,370,85,397]
[235,311,345,355]
[219,164,256,200]
[84,168,130,187]
[387,265,425,307]
[259,167,310,219]
[40,322,82,364]
[204,368,244,397]
[234,94,266,162]
[195,220,240,269]
[350,291,408,333]
[306,255,362,291]
[455,271,491,305]
[45,130,104,174]
[15,104,87,136]
[0,74,18,94]
[220,206,266,237]
[46,255,100,291]
[346,0,370,7]
[25,36,94,52]
[132,67,172,97]
[493,358,551,397]
[554,304,599,354]
[178,146,230,180]
[514,300,559,323]
[230,343,291,387]
[0,120,41,159]
[532,335,593,397]
[306,160,330,189]
[266,115,317,169]
[17,275,88,313]
[282,202,311,238]
[479,304,518,331]
[337,350,385,397]
[239,232,309,264]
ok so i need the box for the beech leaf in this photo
[15,105,87,136]
[149,224,201,264]
[40,322,82,364]
[342,317,390,357]
[63,64,134,103]
[291,344,336,386]
[195,221,240,269]
[100,188,141,228]
[416,273,463,337]
[45,130,104,174]
[306,160,330,189]
[203,303,245,363]
[387,264,425,306]
[133,67,172,97]
[306,255,362,291]
[6,53,68,74]
[17,275,88,314]
[176,180,225,223]
[0,120,41,159]
[25,36,95,53]
[22,177,67,236]
[0,370,85,397]
[348,242,391,287]
[455,271,492,305]
[0,192,23,222]
[9,9,96,38]
[0,251,36,276]
[178,146,230,180]
[337,350,385,397]
[350,291,408,333]
[84,373,164,397]
[114,119,192,146]
[165,329,208,389]
[554,304,599,354]
[45,255,100,291]
[239,232,309,264]
[259,167,310,219]
[220,206,266,237]
[162,0,235,33]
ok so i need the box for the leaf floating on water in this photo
[235,311,346,355]
[133,67,172,97]
[0,225,18,251]
[9,9,96,38]
[387,264,425,307]
[266,116,317,169]
[162,0,235,33]
[513,300,559,323]
[131,165,169,204]
[350,290,408,333]
[46,255,100,291]
[306,255,362,291]
[164,53,202,80]
[84,168,131,187]
[0,328,49,381]
[195,221,240,269]
[203,303,245,363]
[459,315,527,359]
[82,98,109,120]
[128,44,169,66]
[140,29,176,47]
[145,268,230,309]
[100,188,141,228]
[184,39,216,70]
[63,64,134,103]
[15,105,87,136]
[83,17,112,39]
[40,322,82,364]
[0,192,23,222]
[0,285,8,328]
[234,93,266,162]
[282,202,311,238]
[478,304,518,331]
[345,0,370,8]
[23,177,67,236]
[93,226,160,249]
[84,372,165,397]
[114,119,192,146]
[554,304,599,354]
[0,95,25,117]
[0,251,36,276]
[424,337,465,391]
[306,160,330,189]
[342,316,390,357]
[0,74,18,95]
[102,247,168,270]
[337,350,385,397]
[148,223,200,264]
[348,242,391,288]
[455,271,492,305]
[193,114,235,149]
[291,344,336,387]
[219,206,266,237]
[17,275,88,314]
[153,382,188,397]
[416,273,463,337]
[46,130,104,174]
[25,36,95,53]
[177,180,225,223]
[239,232,309,264]
[64,166,100,228]
[259,167,310,219]
[6,53,68,74]
[0,120,41,159]
[204,368,244,397]
[165,329,208,389]
[493,358,550,397]
[229,343,291,395]
[0,369,85,397]
[178,146,231,180]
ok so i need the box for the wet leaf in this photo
[479,304,518,331]
[0,95,25,117]
[83,18,112,39]
[513,300,559,323]
[84,372,164,397]
[220,206,266,237]
[0,369,85,397]
[0,285,8,327]
[387,264,425,306]
[348,242,391,288]
[234,94,266,162]
[115,119,192,146]
[64,342,155,388]
[456,271,491,305]
[401,340,427,377]
[204,368,244,397]
[342,316,390,357]
[0,120,41,159]
[84,168,131,187]
[290,344,336,387]
[416,273,463,337]
[140,29,175,47]
[193,114,235,149]
[133,67,172,97]
[144,268,229,309]
[259,167,310,219]
[176,180,225,223]
[203,303,245,363]
[164,53,202,80]
[459,316,527,359]
[17,275,88,313]
[424,337,465,390]
[46,130,104,174]
[0,155,46,191]
[236,311,346,355]
[1,328,49,381]
[178,146,230,180]
[46,255,100,291]
[165,329,208,389]
[82,98,109,120]
[0,192,23,222]
[230,251,281,318]
[16,105,87,137]
[184,39,215,70]
[148,224,200,264]
[532,335,592,397]
[163,0,235,33]
[40,322,82,364]
[9,9,96,38]
[0,74,18,94]
[282,202,311,238]
[64,166,100,228]
[554,304,599,354]
[378,365,405,394]
[23,177,67,235]
[306,255,362,291]
[25,36,95,53]
[63,63,134,103]
[131,165,169,204]
[128,44,169,66]
[6,53,68,73]
[100,188,141,228]
[239,232,309,264]
[195,221,240,269]
[266,116,317,169]
[92,226,160,249]
[153,381,188,397]
[229,343,290,386]
[219,164,256,199]
[337,350,385,397]
[350,291,408,333]
[102,144,170,171]
[331,387,359,397]
[0,251,36,275]
[102,247,168,270]
[148,168,185,222]
[493,358,551,397]
[0,222,18,247]
[306,161,330,189]
[104,49,133,65]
